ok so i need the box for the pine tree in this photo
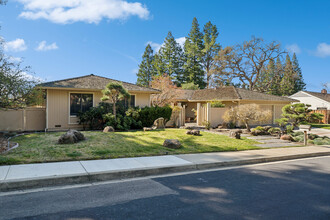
[292,53,306,92]
[136,44,156,87]
[256,59,275,93]
[183,17,206,88]
[202,21,221,88]
[157,31,184,85]
[272,57,284,95]
[280,54,296,96]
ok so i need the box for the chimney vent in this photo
[321,89,327,94]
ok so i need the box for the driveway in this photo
[309,128,330,138]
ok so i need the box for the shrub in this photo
[139,106,172,127]
[313,138,330,145]
[293,135,304,142]
[210,100,225,108]
[202,121,211,130]
[268,127,281,135]
[103,109,142,131]
[291,131,304,137]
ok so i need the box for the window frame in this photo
[68,92,95,124]
[129,94,136,107]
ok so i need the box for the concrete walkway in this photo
[1,145,330,192]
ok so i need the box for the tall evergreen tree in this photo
[183,17,206,88]
[157,31,184,85]
[280,54,296,96]
[136,44,156,87]
[256,59,275,93]
[272,57,284,95]
[292,53,306,92]
[202,21,221,88]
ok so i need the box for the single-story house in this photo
[290,89,330,124]
[173,86,297,127]
[290,89,330,110]
[39,74,160,131]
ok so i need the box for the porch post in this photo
[197,103,201,125]
[206,102,211,122]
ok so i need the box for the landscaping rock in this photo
[152,117,165,129]
[280,134,293,141]
[143,127,153,131]
[229,131,241,139]
[58,129,85,144]
[103,126,115,132]
[163,139,181,149]
[186,130,200,136]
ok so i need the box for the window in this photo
[129,95,135,107]
[70,93,93,116]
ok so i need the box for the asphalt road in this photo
[1,156,330,220]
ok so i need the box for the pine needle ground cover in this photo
[0,129,260,165]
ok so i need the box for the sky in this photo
[0,0,329,92]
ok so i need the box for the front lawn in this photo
[0,129,260,165]
[310,124,330,130]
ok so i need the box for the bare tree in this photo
[150,74,177,106]
[223,104,272,132]
[211,37,285,90]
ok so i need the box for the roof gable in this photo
[38,74,159,93]
[304,91,330,103]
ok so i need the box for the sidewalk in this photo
[1,146,330,192]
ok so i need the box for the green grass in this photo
[310,124,330,130]
[0,129,260,165]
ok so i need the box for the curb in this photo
[1,152,330,192]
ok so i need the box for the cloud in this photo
[146,41,162,52]
[7,56,23,62]
[314,43,330,57]
[17,0,150,24]
[147,37,186,53]
[286,43,301,54]
[175,37,186,48]
[21,72,45,82]
[35,41,58,51]
[4,38,27,52]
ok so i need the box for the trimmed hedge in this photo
[139,106,172,127]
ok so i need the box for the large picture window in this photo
[70,93,93,116]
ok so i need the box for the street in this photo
[1,156,330,220]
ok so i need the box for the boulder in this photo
[58,130,85,144]
[152,117,165,129]
[186,130,200,136]
[143,127,153,131]
[103,126,115,132]
[163,139,181,149]
[280,134,293,141]
[229,131,241,139]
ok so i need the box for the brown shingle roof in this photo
[38,74,160,93]
[304,91,330,103]
[174,86,296,102]
[191,87,239,101]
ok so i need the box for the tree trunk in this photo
[245,122,251,132]
[113,102,116,120]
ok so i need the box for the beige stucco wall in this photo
[47,89,151,130]
[133,93,150,107]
